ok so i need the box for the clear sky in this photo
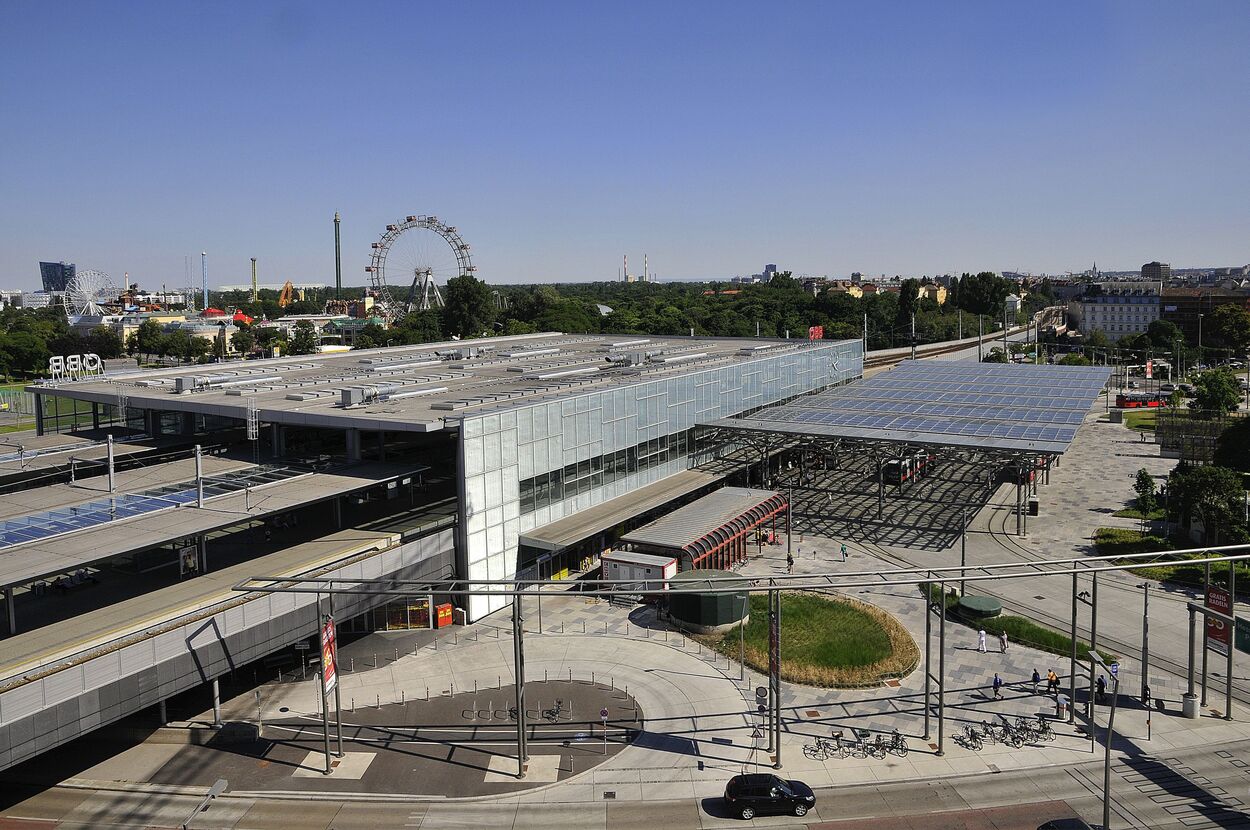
[2,1,1247,290]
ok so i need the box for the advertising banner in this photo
[808,325,824,341]
[320,616,338,695]
[1207,585,1231,656]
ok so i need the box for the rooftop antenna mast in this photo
[250,258,258,302]
[200,252,208,311]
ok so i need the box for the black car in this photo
[724,773,815,819]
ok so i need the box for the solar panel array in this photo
[712,360,1111,454]
[0,464,307,550]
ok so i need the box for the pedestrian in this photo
[786,553,794,574]
[1096,674,1107,704]
[977,629,987,653]
[1031,668,1041,695]
[992,673,1003,700]
[1047,669,1059,696]
[999,631,1009,653]
[840,542,848,562]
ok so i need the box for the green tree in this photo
[288,320,319,355]
[1085,329,1109,349]
[1167,464,1246,544]
[231,325,256,356]
[254,326,287,356]
[1214,417,1250,473]
[0,331,51,377]
[1189,368,1241,416]
[982,346,1009,363]
[136,319,164,360]
[442,274,495,339]
[87,325,124,359]
[1146,319,1182,349]
[1210,304,1250,355]
[1133,468,1157,533]
[1058,352,1091,366]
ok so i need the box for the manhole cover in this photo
[278,707,290,713]
[603,791,616,800]
[885,679,901,688]
[805,710,822,718]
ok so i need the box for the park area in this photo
[708,592,918,687]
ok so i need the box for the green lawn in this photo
[708,592,917,687]
[1112,504,1166,521]
[919,583,1114,662]
[1123,409,1160,431]
[1093,526,1247,594]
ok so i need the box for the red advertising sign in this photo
[808,325,824,341]
[1145,359,1153,380]
[1207,585,1231,656]
[320,616,338,695]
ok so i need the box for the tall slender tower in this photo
[623,254,628,282]
[643,254,648,283]
[334,211,342,300]
[250,258,258,302]
[200,252,208,310]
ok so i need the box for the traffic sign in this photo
[755,686,768,701]
[1110,662,1119,676]
[600,707,609,721]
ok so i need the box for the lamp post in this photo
[1090,653,1120,830]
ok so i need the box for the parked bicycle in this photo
[802,731,844,761]
[960,724,983,751]
[542,699,566,723]
[887,728,908,757]
[852,729,872,759]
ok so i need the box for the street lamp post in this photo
[1090,653,1120,830]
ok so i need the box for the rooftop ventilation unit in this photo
[175,374,282,393]
[498,347,560,358]
[601,338,651,350]
[436,346,483,361]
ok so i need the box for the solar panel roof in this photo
[699,360,1111,454]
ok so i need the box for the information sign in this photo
[808,325,824,341]
[1236,617,1250,656]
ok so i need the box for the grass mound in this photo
[708,592,918,688]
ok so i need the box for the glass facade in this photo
[456,340,862,621]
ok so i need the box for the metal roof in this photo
[601,550,677,568]
[620,487,785,553]
[700,360,1111,455]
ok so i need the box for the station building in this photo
[0,332,860,770]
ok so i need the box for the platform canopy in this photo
[700,360,1111,456]
[620,486,787,568]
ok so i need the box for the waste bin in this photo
[1055,694,1069,719]
[435,603,453,629]
[1028,497,1040,516]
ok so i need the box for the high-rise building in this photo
[38,261,75,292]
[1141,261,1171,282]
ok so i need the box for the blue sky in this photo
[2,1,1247,290]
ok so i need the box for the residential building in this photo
[1142,261,1172,282]
[1067,282,1161,342]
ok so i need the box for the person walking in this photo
[992,673,1003,700]
[1096,674,1107,704]
[999,631,1009,653]
[840,542,848,562]
[1031,668,1041,695]
[977,629,987,653]
[786,553,794,574]
[1046,669,1059,696]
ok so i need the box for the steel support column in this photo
[512,595,528,777]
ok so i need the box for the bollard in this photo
[583,621,586,633]
[498,675,501,690]
[351,697,354,712]
[561,621,565,634]
[592,671,595,686]
[605,621,608,635]
[611,676,614,690]
[276,668,281,682]
[569,668,572,682]
[394,647,399,661]
[350,657,355,672]
[450,682,454,696]
[373,653,377,667]
[376,694,380,709]
[455,631,458,645]
[434,639,437,651]
[401,690,405,705]
[425,685,429,700]
[545,669,548,682]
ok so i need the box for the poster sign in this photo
[808,325,824,341]
[320,616,338,695]
[1207,586,1231,656]
[178,545,198,577]
[1145,359,1153,379]
[1236,617,1250,656]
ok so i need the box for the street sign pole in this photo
[601,708,609,755]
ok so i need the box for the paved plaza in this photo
[2,396,1248,828]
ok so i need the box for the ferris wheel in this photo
[65,269,117,317]
[365,215,475,317]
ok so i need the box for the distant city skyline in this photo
[2,2,1248,291]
